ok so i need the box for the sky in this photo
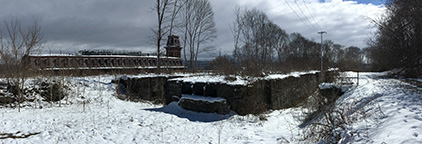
[0,0,385,60]
[344,0,385,5]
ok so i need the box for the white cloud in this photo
[0,0,385,59]
[211,0,385,52]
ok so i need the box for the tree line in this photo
[152,1,379,75]
[210,7,368,76]
[368,0,422,78]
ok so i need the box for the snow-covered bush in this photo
[39,81,66,102]
[299,71,361,143]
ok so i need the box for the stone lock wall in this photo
[116,76,178,104]
[268,73,319,109]
[117,72,320,115]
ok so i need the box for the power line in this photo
[284,0,318,32]
[302,0,323,30]
[294,0,319,32]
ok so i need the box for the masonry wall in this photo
[117,73,320,115]
[268,73,319,110]
[116,76,177,104]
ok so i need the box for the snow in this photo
[0,75,303,143]
[170,75,252,86]
[1,72,422,143]
[319,83,335,89]
[264,70,319,80]
[335,72,422,143]
[180,94,226,103]
[169,70,319,86]
[121,73,193,79]
[328,68,340,71]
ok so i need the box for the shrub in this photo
[208,55,238,75]
[40,81,65,102]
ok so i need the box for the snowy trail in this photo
[339,72,422,143]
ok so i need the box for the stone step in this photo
[178,94,230,114]
[180,94,226,103]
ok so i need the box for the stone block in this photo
[178,95,230,114]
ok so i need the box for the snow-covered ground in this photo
[0,75,303,143]
[1,72,421,143]
[169,70,319,86]
[337,72,422,143]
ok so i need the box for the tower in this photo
[165,35,182,58]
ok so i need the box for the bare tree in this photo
[208,55,237,75]
[152,0,185,73]
[324,41,344,68]
[231,7,289,73]
[0,20,43,112]
[180,0,217,72]
[369,0,422,77]
[340,46,364,71]
[231,6,243,65]
[168,0,185,36]
[152,0,170,73]
[274,26,289,64]
[230,7,357,75]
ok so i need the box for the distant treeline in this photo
[209,7,369,76]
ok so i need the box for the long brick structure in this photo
[27,55,184,70]
[27,35,184,71]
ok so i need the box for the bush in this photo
[208,55,238,75]
[40,81,65,102]
[300,78,359,143]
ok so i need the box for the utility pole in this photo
[318,31,326,82]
